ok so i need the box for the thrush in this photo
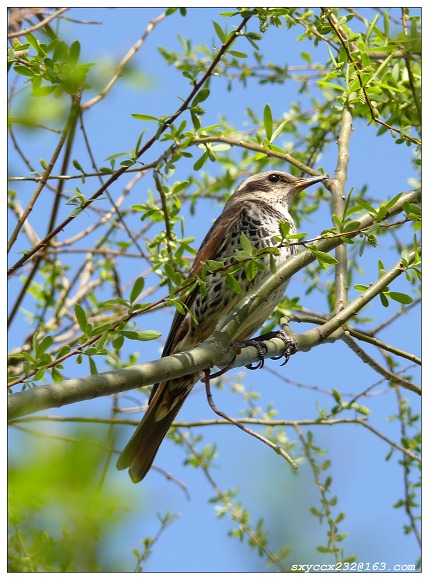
[117,170,325,482]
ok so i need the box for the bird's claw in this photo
[239,330,297,369]
[232,339,268,370]
[270,329,297,366]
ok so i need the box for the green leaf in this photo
[13,64,34,77]
[245,260,257,281]
[132,113,159,122]
[271,120,288,143]
[25,33,43,55]
[33,367,46,382]
[192,87,210,106]
[342,220,361,233]
[168,298,186,315]
[263,103,273,141]
[309,247,338,267]
[112,334,124,350]
[239,232,254,254]
[193,150,209,170]
[332,389,342,404]
[355,199,378,216]
[386,291,413,305]
[69,40,81,65]
[94,329,110,353]
[74,304,87,332]
[89,357,98,375]
[130,277,145,304]
[35,335,53,358]
[228,50,248,58]
[226,273,242,295]
[119,330,162,341]
[380,293,389,307]
[51,367,63,382]
[212,20,226,43]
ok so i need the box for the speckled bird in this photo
[117,170,324,482]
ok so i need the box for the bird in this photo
[116,170,325,482]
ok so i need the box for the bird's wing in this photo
[160,201,243,359]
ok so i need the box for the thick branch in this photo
[8,189,421,419]
[331,103,354,313]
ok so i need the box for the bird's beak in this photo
[291,174,326,194]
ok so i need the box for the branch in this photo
[323,8,420,145]
[7,13,254,278]
[81,11,168,110]
[8,8,69,38]
[7,94,81,253]
[213,190,421,350]
[330,102,354,313]
[342,334,420,394]
[7,188,421,419]
[203,370,297,469]
[9,415,421,464]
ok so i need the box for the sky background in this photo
[7,5,421,573]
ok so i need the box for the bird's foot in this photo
[266,329,297,366]
[236,339,268,370]
[238,330,297,369]
[207,330,297,379]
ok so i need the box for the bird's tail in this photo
[116,376,196,483]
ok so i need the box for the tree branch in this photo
[7,13,254,278]
[8,188,421,419]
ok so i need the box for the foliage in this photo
[8,7,421,572]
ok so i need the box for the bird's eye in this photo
[268,173,281,183]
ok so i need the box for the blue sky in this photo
[8,6,421,573]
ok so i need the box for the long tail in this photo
[116,375,196,483]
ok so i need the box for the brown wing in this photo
[160,201,245,359]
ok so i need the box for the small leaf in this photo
[309,247,338,267]
[228,50,248,58]
[355,199,378,216]
[74,304,87,332]
[119,330,160,341]
[33,367,46,381]
[192,87,210,106]
[132,113,159,122]
[212,20,226,43]
[342,220,361,233]
[245,261,257,281]
[239,232,254,254]
[130,277,145,304]
[112,334,124,350]
[332,389,342,404]
[25,33,43,55]
[69,40,81,64]
[380,293,389,307]
[226,273,242,295]
[168,298,186,315]
[13,64,34,77]
[193,150,208,170]
[263,103,273,141]
[386,291,413,305]
[35,335,53,358]
[89,357,98,375]
[51,367,63,382]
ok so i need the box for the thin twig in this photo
[10,414,421,464]
[342,333,420,394]
[7,13,254,278]
[8,8,69,39]
[323,8,420,145]
[81,11,168,110]
[203,370,297,470]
